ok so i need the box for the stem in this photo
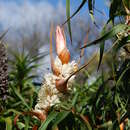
[66,52,97,82]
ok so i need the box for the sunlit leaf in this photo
[97,25,107,70]
[52,111,70,129]
[24,116,29,130]
[17,122,25,129]
[39,111,58,130]
[72,93,79,106]
[88,0,94,22]
[97,121,112,128]
[80,114,92,130]
[114,35,130,52]
[1,117,12,130]
[109,0,123,24]
[81,24,129,48]
[63,0,87,25]
[4,109,21,115]
[116,67,130,87]
[11,86,30,110]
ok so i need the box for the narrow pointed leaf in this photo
[80,114,92,130]
[17,122,25,129]
[97,121,112,128]
[109,0,118,24]
[97,25,107,70]
[52,111,70,129]
[39,111,58,130]
[88,0,94,22]
[66,0,72,44]
[98,42,104,70]
[116,67,130,86]
[63,0,87,25]
[72,93,79,106]
[114,35,130,52]
[5,117,12,130]
[107,0,125,24]
[11,86,30,110]
[0,117,12,130]
[81,24,128,48]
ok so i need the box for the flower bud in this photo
[56,26,70,64]
[55,78,67,93]
[58,48,70,64]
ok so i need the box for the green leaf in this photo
[52,111,70,129]
[3,117,12,130]
[114,35,130,52]
[63,0,87,25]
[29,52,48,64]
[79,114,92,130]
[11,86,30,110]
[123,0,130,10]
[24,116,29,130]
[81,24,128,48]
[88,0,99,27]
[109,0,123,24]
[98,42,104,70]
[39,111,58,130]
[88,0,94,22]
[72,93,79,106]
[4,109,21,115]
[97,25,107,70]
[66,0,72,44]
[116,67,130,86]
[107,11,127,24]
[97,121,112,128]
[17,122,25,129]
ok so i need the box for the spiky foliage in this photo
[8,50,47,110]
[0,41,8,101]
[0,50,46,129]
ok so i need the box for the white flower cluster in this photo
[35,56,78,114]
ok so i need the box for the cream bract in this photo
[35,57,77,113]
